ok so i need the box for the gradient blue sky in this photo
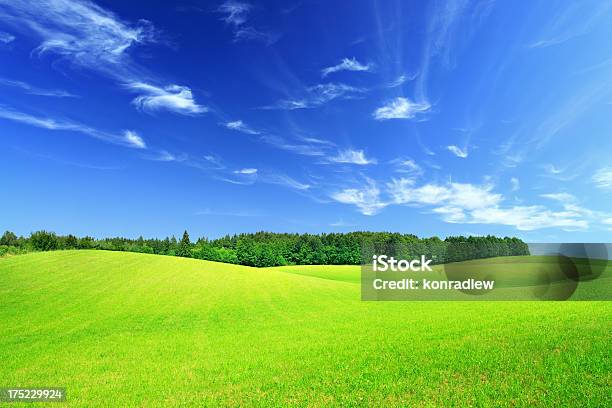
[1,0,611,241]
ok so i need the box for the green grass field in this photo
[1,251,610,406]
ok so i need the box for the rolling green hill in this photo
[1,251,610,406]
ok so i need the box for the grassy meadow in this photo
[0,250,610,406]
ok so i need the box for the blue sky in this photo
[1,0,611,242]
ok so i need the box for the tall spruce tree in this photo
[177,230,192,257]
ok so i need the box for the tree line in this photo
[0,230,530,266]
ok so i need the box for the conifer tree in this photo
[177,230,192,257]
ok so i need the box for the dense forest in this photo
[0,230,530,267]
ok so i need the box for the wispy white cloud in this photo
[194,156,255,186]
[217,0,251,25]
[143,150,187,162]
[0,105,146,149]
[0,30,15,44]
[500,152,523,168]
[219,177,256,186]
[321,57,373,78]
[413,0,483,106]
[264,173,311,190]
[234,26,279,45]
[299,136,336,147]
[125,82,207,115]
[529,39,570,49]
[264,100,309,110]
[424,160,442,170]
[542,164,564,175]
[387,179,590,231]
[218,166,258,185]
[373,97,430,120]
[332,176,599,231]
[539,163,578,181]
[388,179,502,210]
[528,2,612,49]
[466,205,588,231]
[122,130,146,149]
[499,80,608,167]
[0,0,207,114]
[392,158,423,177]
[0,107,75,130]
[263,83,365,110]
[0,0,157,79]
[234,168,257,175]
[0,78,77,97]
[447,145,468,158]
[330,219,357,227]
[541,192,577,204]
[331,179,386,215]
[510,177,520,192]
[217,1,278,44]
[308,83,366,104]
[383,73,417,88]
[593,166,612,191]
[532,88,603,150]
[330,149,376,165]
[187,152,310,195]
[260,134,328,156]
[223,120,260,134]
[202,154,225,169]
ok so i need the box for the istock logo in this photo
[372,255,433,272]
